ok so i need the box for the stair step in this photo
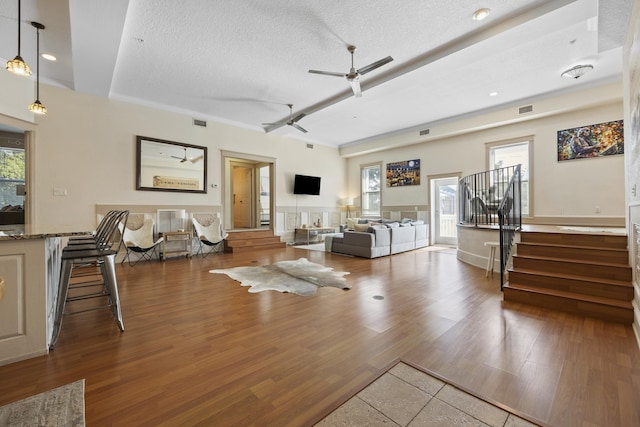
[507,269,633,300]
[503,283,633,324]
[512,254,632,281]
[226,230,275,240]
[224,229,285,253]
[226,242,287,253]
[516,242,628,265]
[225,237,283,247]
[519,231,627,249]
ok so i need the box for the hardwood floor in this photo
[1,246,639,426]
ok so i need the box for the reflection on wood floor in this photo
[0,245,638,426]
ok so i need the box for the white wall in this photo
[344,92,625,224]
[623,0,640,347]
[6,84,346,229]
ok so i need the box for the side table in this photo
[294,227,336,245]
[161,231,193,261]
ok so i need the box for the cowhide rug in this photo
[210,257,350,296]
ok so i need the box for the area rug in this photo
[0,380,85,427]
[210,257,350,296]
[314,361,542,426]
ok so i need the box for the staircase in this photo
[224,229,286,253]
[503,231,634,324]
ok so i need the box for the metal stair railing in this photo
[497,164,521,290]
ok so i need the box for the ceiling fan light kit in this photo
[172,148,203,163]
[6,0,32,77]
[308,45,393,98]
[561,64,593,79]
[262,104,308,133]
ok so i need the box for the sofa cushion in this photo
[354,223,370,232]
[346,217,359,230]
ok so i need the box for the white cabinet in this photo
[0,237,62,366]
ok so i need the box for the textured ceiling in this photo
[0,0,632,147]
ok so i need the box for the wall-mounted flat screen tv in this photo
[293,174,321,195]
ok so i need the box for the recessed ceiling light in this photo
[489,91,499,97]
[472,8,491,21]
[41,53,56,61]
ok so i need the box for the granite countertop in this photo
[0,225,94,241]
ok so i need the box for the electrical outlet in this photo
[53,188,67,196]
[633,184,637,197]
[595,206,601,214]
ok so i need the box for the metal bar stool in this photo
[50,210,129,349]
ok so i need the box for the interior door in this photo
[232,165,253,228]
[432,177,458,245]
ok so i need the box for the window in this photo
[0,147,25,208]
[488,140,530,215]
[361,163,381,217]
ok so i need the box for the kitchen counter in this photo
[0,225,93,365]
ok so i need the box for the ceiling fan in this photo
[171,148,203,163]
[262,104,308,133]
[309,45,393,97]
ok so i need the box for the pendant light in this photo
[28,22,47,115]
[5,0,31,76]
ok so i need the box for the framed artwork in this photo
[386,159,420,186]
[557,120,624,161]
[136,136,207,193]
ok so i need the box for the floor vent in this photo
[419,128,430,136]
[306,143,314,149]
[193,119,207,127]
[518,105,533,115]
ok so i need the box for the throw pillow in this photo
[346,218,359,230]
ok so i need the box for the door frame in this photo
[221,150,276,231]
[428,172,461,246]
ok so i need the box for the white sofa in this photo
[330,220,429,258]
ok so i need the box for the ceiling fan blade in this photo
[261,122,284,126]
[291,123,308,133]
[357,56,393,75]
[291,113,306,123]
[308,69,346,77]
[170,156,182,160]
[190,155,204,163]
[349,78,362,97]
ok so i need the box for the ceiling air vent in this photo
[518,105,533,115]
[193,119,207,127]
[306,143,314,149]
[419,128,430,136]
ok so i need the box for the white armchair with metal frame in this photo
[191,214,228,257]
[119,217,164,265]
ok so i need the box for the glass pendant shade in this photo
[6,55,31,76]
[6,0,31,77]
[28,100,47,115]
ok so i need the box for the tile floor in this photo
[315,362,540,427]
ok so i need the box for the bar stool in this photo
[484,241,500,277]
[50,210,129,349]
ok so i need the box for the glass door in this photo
[432,177,458,245]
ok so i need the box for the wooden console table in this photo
[294,227,335,245]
